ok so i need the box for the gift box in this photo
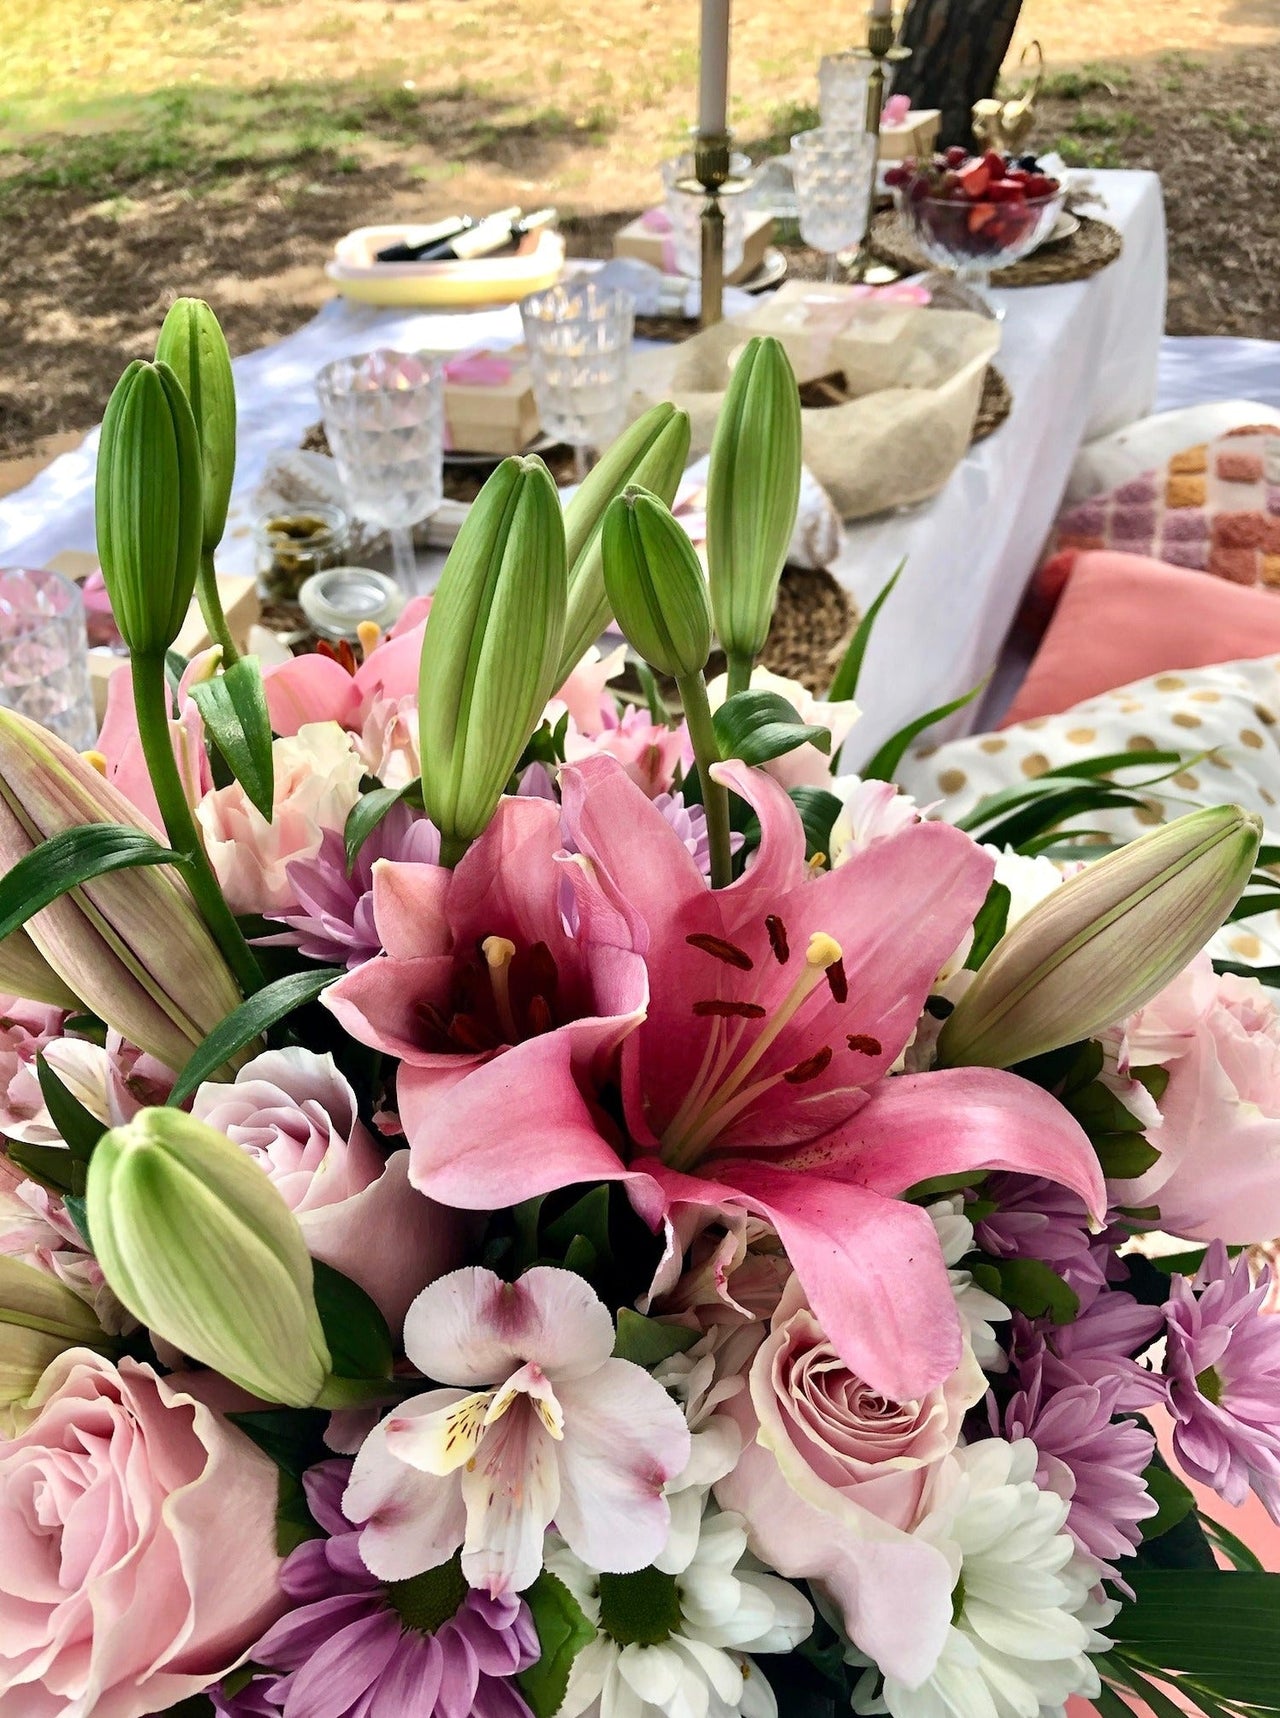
[613,209,776,284]
[878,107,942,161]
[47,550,260,723]
[442,347,540,455]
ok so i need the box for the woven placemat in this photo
[973,365,1012,442]
[759,564,857,695]
[867,210,1122,288]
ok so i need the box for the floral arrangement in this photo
[2,299,1280,1718]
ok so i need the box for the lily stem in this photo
[677,670,732,890]
[131,654,264,995]
[438,830,471,868]
[725,651,754,698]
[196,548,239,666]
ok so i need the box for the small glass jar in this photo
[254,504,349,606]
[298,567,405,643]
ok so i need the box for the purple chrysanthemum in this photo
[1165,1240,1280,1520]
[215,1460,538,1718]
[1012,1290,1167,1413]
[1002,1353,1158,1570]
[976,1175,1110,1310]
[271,805,440,968]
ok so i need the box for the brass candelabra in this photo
[677,130,751,329]
[849,10,911,281]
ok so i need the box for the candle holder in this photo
[849,10,911,282]
[676,130,752,329]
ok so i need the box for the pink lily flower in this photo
[344,1264,691,1594]
[323,792,649,1151]
[396,758,1105,1404]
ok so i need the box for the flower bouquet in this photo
[3,301,1280,1718]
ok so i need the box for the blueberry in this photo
[1018,153,1039,170]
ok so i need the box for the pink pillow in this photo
[1002,551,1280,726]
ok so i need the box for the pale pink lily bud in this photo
[938,804,1261,1070]
[0,708,244,1073]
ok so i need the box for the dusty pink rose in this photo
[0,1350,282,1718]
[196,722,364,915]
[356,692,420,789]
[1113,953,1280,1242]
[715,1270,985,1682]
[191,1046,465,1335]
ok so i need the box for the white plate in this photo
[444,432,558,467]
[1038,210,1080,249]
[740,247,789,293]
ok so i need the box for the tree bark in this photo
[893,0,1026,149]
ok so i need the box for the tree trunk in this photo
[893,0,1026,149]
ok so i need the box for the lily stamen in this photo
[482,936,519,1043]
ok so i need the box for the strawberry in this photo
[982,149,1006,177]
[944,145,968,168]
[957,158,991,197]
[1023,173,1059,198]
[986,178,1026,203]
[968,202,998,233]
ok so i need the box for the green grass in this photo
[1035,62,1135,100]
[1049,134,1124,169]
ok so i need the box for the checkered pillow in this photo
[1050,426,1280,586]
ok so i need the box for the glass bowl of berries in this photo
[885,147,1065,318]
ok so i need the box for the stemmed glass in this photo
[0,567,95,750]
[520,282,635,480]
[893,185,1067,319]
[790,127,879,283]
[817,54,873,131]
[659,150,755,279]
[315,349,445,594]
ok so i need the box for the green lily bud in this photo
[602,485,712,678]
[95,358,203,656]
[155,297,237,557]
[0,1256,108,1428]
[557,403,692,683]
[418,454,567,859]
[88,1108,331,1408]
[938,804,1262,1070]
[706,335,802,673]
[0,707,245,1071]
[0,927,80,1010]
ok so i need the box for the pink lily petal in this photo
[366,860,454,959]
[345,1390,471,1581]
[263,652,362,736]
[354,620,427,706]
[403,1265,616,1386]
[793,1065,1106,1220]
[324,951,458,1064]
[554,1361,692,1573]
[651,1159,963,1401]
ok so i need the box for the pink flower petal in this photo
[459,1401,561,1595]
[403,1266,616,1386]
[263,654,362,737]
[345,1391,471,1581]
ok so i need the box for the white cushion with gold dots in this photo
[896,656,1280,969]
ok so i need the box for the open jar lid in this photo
[298,566,406,641]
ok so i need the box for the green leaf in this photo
[0,825,185,943]
[35,1051,106,1163]
[827,557,903,705]
[228,1407,331,1479]
[1041,749,1183,781]
[1108,1571,1280,1704]
[964,882,1011,971]
[1200,1513,1266,1574]
[1141,1463,1196,1542]
[1214,960,1280,985]
[543,1185,613,1265]
[344,785,410,873]
[712,689,831,767]
[275,1468,325,1556]
[862,679,986,784]
[634,658,666,724]
[1092,1674,1144,1718]
[613,1308,699,1367]
[1102,1652,1204,1718]
[189,656,276,822]
[1131,1064,1170,1102]
[1228,891,1280,924]
[311,1260,393,1382]
[789,787,844,863]
[4,1138,85,1195]
[167,967,343,1104]
[1094,1133,1163,1179]
[516,1570,596,1718]
[62,1193,91,1248]
[1067,1083,1147,1136]
[993,1256,1079,1325]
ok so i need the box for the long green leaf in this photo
[964,882,1011,970]
[827,558,903,705]
[0,825,185,942]
[35,1052,106,1163]
[712,689,830,767]
[1228,891,1280,924]
[167,966,343,1104]
[862,679,986,784]
[1109,1571,1280,1705]
[189,657,276,821]
[344,785,411,874]
[1201,1514,1266,1574]
[5,1138,85,1195]
[1040,749,1183,781]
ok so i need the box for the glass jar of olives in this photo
[254,504,350,607]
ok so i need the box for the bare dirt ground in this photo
[1,0,1278,460]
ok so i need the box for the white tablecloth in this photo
[0,170,1167,764]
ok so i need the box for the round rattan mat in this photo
[866,210,1123,288]
[973,365,1011,442]
[758,565,857,695]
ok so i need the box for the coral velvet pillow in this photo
[1003,551,1280,727]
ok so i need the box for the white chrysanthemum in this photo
[850,1439,1116,1718]
[927,1196,1009,1374]
[551,1502,813,1718]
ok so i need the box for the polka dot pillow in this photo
[896,656,1280,969]
[1050,426,1280,584]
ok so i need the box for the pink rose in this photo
[196,722,364,915]
[0,1350,282,1717]
[191,1046,465,1335]
[715,1271,981,1681]
[1113,954,1280,1243]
